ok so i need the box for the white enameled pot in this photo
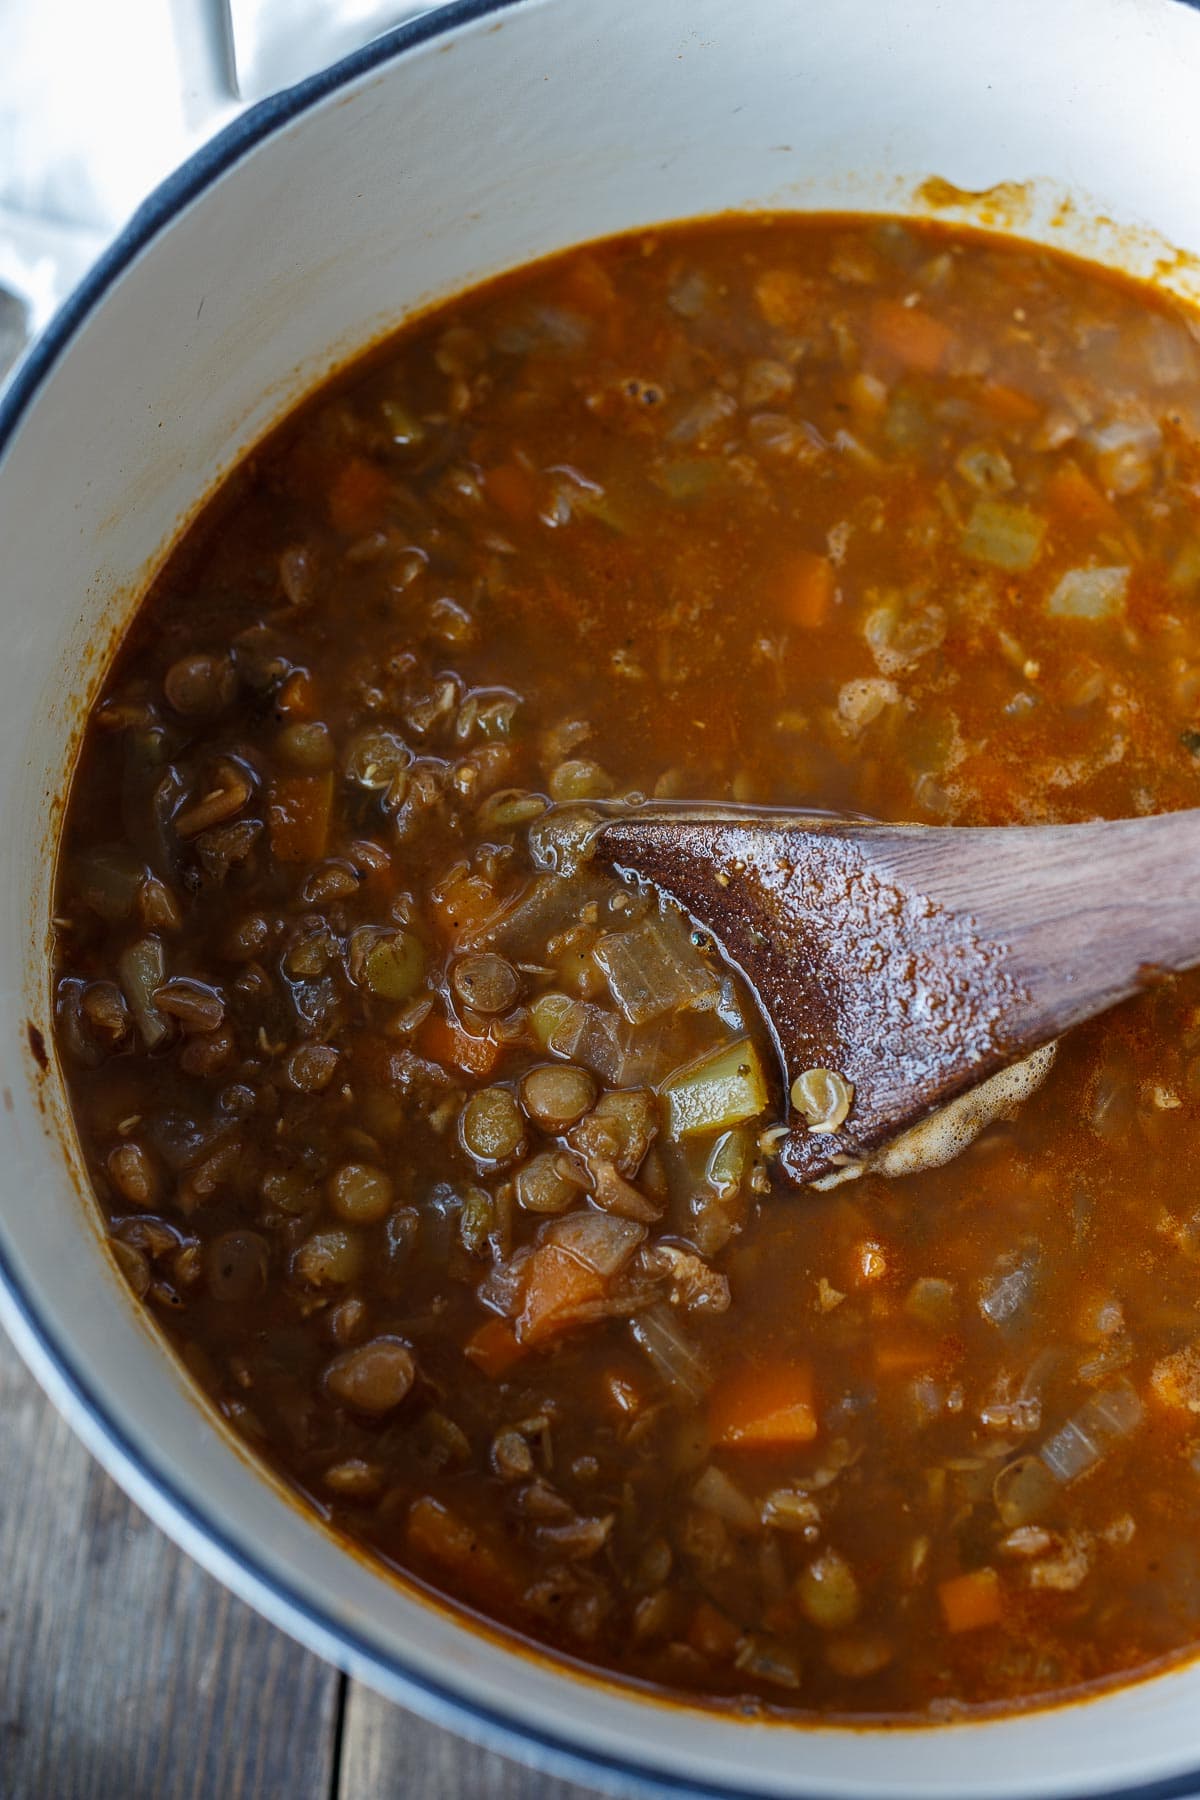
[4,1,1200,1793]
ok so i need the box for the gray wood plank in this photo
[0,1322,341,1800]
[337,1680,606,1800]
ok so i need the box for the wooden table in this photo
[0,1322,605,1800]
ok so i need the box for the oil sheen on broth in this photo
[50,215,1200,1720]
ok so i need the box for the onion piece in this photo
[543,1210,645,1277]
[594,913,717,1025]
[1040,1377,1143,1485]
[546,999,631,1085]
[75,846,148,923]
[1045,565,1129,620]
[979,1244,1040,1330]
[661,1038,770,1139]
[1086,416,1161,494]
[117,936,168,1049]
[629,1302,710,1401]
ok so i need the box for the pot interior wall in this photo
[4,0,1200,1794]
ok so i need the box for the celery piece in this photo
[960,498,1046,572]
[662,1038,769,1139]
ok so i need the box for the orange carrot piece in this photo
[1046,460,1124,535]
[978,378,1040,424]
[464,1316,527,1379]
[781,551,835,629]
[430,871,497,943]
[869,297,954,374]
[517,1245,607,1346]
[268,772,333,863]
[421,1010,503,1080]
[709,1361,818,1450]
[406,1496,508,1598]
[938,1567,1004,1635]
[328,456,391,535]
[484,461,539,523]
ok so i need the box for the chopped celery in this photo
[661,1038,769,1139]
[960,498,1046,572]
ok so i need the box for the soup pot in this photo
[4,0,1200,1792]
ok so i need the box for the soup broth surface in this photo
[52,215,1200,1719]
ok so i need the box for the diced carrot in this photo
[464,1316,527,1379]
[430,871,498,943]
[709,1361,818,1450]
[275,668,317,717]
[421,1010,503,1080]
[938,1567,1004,1635]
[1046,460,1124,535]
[328,455,392,535]
[406,1495,508,1598]
[978,378,1040,424]
[483,461,539,523]
[869,297,954,374]
[874,1335,940,1377]
[689,1600,742,1660]
[780,551,835,630]
[268,772,333,863]
[516,1244,607,1346]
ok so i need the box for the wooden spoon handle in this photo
[856,808,1200,1045]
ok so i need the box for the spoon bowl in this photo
[595,804,1200,1183]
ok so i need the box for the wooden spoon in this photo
[593,805,1200,1185]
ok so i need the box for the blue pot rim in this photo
[4,3,1200,1795]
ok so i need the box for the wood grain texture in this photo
[0,1320,607,1800]
[597,806,1200,1181]
[337,1681,602,1800]
[0,1322,339,1800]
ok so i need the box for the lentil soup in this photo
[51,215,1200,1720]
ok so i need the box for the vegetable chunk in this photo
[710,1362,818,1449]
[661,1039,770,1139]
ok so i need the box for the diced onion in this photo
[594,912,717,1025]
[117,936,168,1049]
[1040,1377,1143,1485]
[544,1210,645,1277]
[692,1464,760,1532]
[1045,565,1129,620]
[629,1303,710,1400]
